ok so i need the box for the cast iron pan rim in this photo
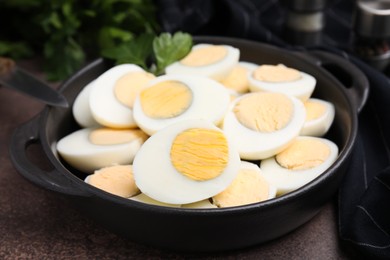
[39,37,358,215]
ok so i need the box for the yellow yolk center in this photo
[234,92,293,132]
[180,45,228,67]
[87,165,139,198]
[170,128,229,181]
[89,128,148,145]
[114,71,155,108]
[140,80,193,119]
[212,168,270,207]
[305,100,326,121]
[276,138,330,170]
[221,65,250,93]
[253,64,301,83]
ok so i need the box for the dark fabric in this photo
[155,0,390,258]
[337,56,390,259]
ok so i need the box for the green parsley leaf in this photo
[152,32,193,75]
[101,33,155,70]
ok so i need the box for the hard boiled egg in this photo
[133,74,231,135]
[181,199,218,209]
[248,64,316,102]
[211,161,277,208]
[85,165,139,198]
[129,193,181,208]
[220,61,258,96]
[89,64,155,128]
[300,98,335,137]
[222,92,306,160]
[72,80,100,128]
[56,127,148,173]
[260,136,338,195]
[165,43,240,81]
[132,119,241,205]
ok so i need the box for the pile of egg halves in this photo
[57,43,338,209]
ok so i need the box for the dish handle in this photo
[9,116,90,197]
[294,50,369,114]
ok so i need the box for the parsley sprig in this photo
[102,32,193,76]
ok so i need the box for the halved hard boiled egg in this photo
[85,165,139,198]
[181,199,217,209]
[300,98,335,137]
[165,43,240,81]
[133,74,231,135]
[129,193,181,208]
[132,119,241,205]
[89,64,155,128]
[211,161,277,208]
[260,136,338,195]
[248,64,316,102]
[72,80,100,128]
[222,92,306,160]
[220,61,258,96]
[56,127,148,173]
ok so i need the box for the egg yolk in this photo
[221,64,250,93]
[276,138,330,170]
[140,80,193,119]
[305,100,326,121]
[212,168,270,207]
[89,128,148,145]
[253,64,301,83]
[170,128,229,181]
[87,165,139,198]
[114,71,155,108]
[234,92,293,132]
[180,45,227,67]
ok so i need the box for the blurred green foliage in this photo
[0,0,160,81]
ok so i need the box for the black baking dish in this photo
[10,36,369,252]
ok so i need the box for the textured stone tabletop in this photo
[0,60,356,259]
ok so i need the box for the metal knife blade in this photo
[0,57,68,108]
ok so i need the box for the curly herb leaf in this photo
[152,32,193,75]
[0,0,159,81]
[101,33,155,70]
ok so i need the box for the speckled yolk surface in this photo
[253,64,301,83]
[234,92,294,132]
[140,80,193,119]
[180,46,227,67]
[88,165,139,198]
[221,64,250,93]
[305,100,326,121]
[276,138,330,170]
[170,128,229,181]
[212,168,270,207]
[114,71,155,108]
[89,128,148,145]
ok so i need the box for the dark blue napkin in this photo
[154,0,390,258]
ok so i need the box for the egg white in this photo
[72,80,101,128]
[181,199,218,209]
[222,92,306,160]
[89,64,149,128]
[129,193,181,208]
[165,43,240,81]
[248,65,316,102]
[56,127,146,173]
[300,98,335,137]
[260,136,338,195]
[133,74,231,135]
[132,119,241,205]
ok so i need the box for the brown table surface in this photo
[0,59,358,259]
